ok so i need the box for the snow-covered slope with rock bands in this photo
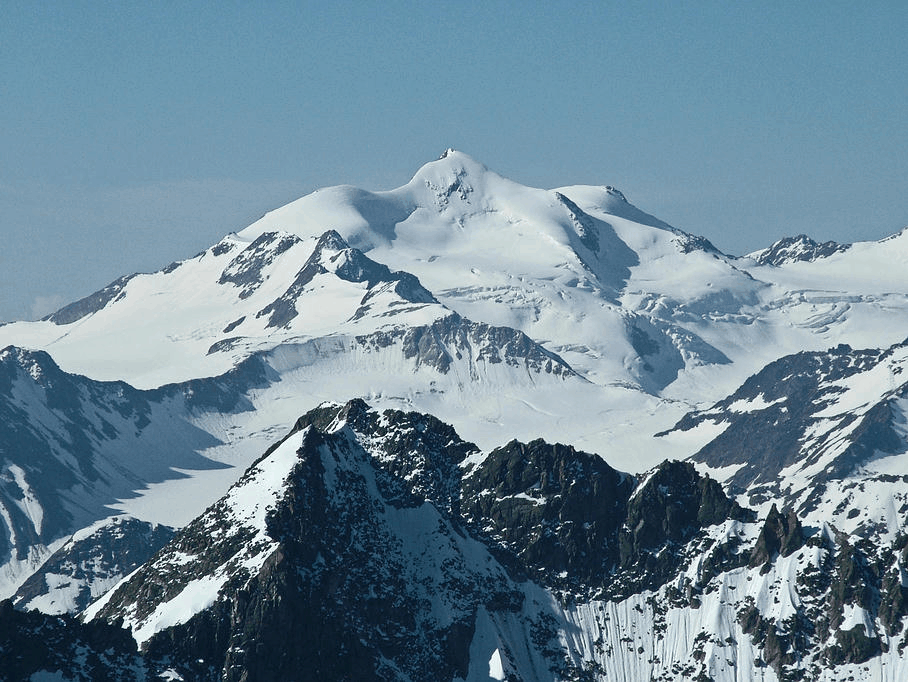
[1,152,908,680]
[4,152,908,468]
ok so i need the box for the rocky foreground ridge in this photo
[3,400,907,681]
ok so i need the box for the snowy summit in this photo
[1,152,908,681]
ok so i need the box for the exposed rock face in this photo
[87,401,752,680]
[43,274,136,325]
[217,231,303,299]
[753,234,850,266]
[0,599,143,680]
[733,530,908,679]
[256,229,437,328]
[749,503,805,571]
[12,517,173,614]
[667,341,908,509]
[461,438,633,593]
[624,462,750,551]
[461,447,752,601]
[556,192,602,254]
[330,398,474,516]
[356,312,579,377]
[613,461,755,599]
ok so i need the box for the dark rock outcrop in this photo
[461,438,633,593]
[754,234,850,266]
[671,341,908,509]
[0,599,143,681]
[357,313,579,378]
[462,448,750,600]
[43,275,136,325]
[13,517,174,614]
[749,504,805,572]
[256,230,436,328]
[89,400,751,679]
[217,231,303,299]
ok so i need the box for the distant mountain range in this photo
[1,151,907,680]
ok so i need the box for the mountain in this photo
[84,400,758,681]
[0,599,145,681]
[748,234,850,265]
[665,338,908,544]
[63,400,906,681]
[1,151,908,679]
[0,345,229,597]
[0,321,578,598]
[4,151,906,483]
[11,516,173,615]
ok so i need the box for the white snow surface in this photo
[4,152,907,485]
[488,648,506,680]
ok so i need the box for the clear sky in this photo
[1,1,906,322]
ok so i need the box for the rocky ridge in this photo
[63,400,908,681]
[751,235,850,266]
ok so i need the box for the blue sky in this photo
[1,1,906,321]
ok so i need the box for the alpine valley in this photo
[2,151,908,681]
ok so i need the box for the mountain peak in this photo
[254,229,438,329]
[408,149,491,188]
[313,228,349,252]
[0,345,60,384]
[750,234,850,266]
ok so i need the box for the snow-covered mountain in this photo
[10,516,173,615]
[4,151,906,477]
[748,234,851,266]
[83,400,756,681]
[0,345,227,597]
[668,338,908,544]
[2,151,908,680]
[59,400,908,681]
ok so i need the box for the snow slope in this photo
[4,151,905,425]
